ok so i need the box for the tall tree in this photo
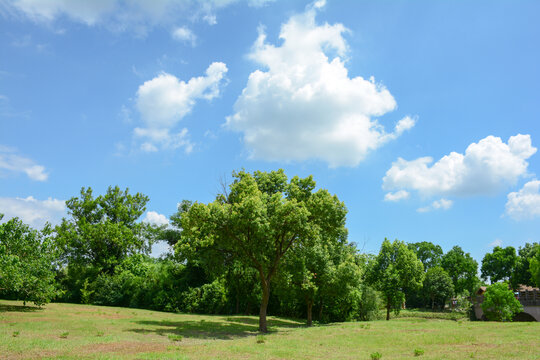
[441,246,478,295]
[481,246,518,285]
[177,169,347,332]
[407,241,443,271]
[367,239,424,320]
[513,243,539,287]
[0,215,57,306]
[530,244,540,287]
[423,266,454,310]
[55,186,151,273]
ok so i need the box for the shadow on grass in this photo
[128,317,304,340]
[0,304,42,312]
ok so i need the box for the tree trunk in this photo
[431,296,435,310]
[386,299,391,321]
[259,278,270,333]
[318,299,324,321]
[307,299,313,327]
[235,293,240,314]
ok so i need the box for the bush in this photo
[481,282,523,321]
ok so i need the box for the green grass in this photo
[1,299,539,359]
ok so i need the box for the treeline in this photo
[1,170,539,331]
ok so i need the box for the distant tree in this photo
[177,169,347,332]
[481,282,522,321]
[513,243,539,287]
[55,186,152,274]
[408,241,443,271]
[423,266,454,310]
[441,246,478,295]
[162,200,193,247]
[481,246,518,285]
[367,239,424,320]
[530,244,540,288]
[0,215,57,306]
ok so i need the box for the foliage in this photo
[481,246,517,284]
[513,242,538,287]
[55,186,152,274]
[178,169,347,332]
[0,215,57,306]
[408,241,443,271]
[423,267,454,310]
[481,282,523,321]
[441,246,478,295]
[367,239,424,320]
[530,244,540,287]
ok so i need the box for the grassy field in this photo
[1,300,539,360]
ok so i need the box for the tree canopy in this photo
[367,238,424,320]
[0,215,57,306]
[423,266,454,310]
[177,169,347,332]
[441,246,478,295]
[481,282,523,321]
[481,246,517,285]
[55,186,151,274]
[408,241,443,271]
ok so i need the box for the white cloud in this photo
[0,196,66,228]
[489,239,503,247]
[383,134,537,197]
[134,62,228,152]
[0,145,48,181]
[417,198,453,213]
[171,26,196,46]
[226,3,413,167]
[384,190,410,202]
[143,211,170,226]
[5,0,275,34]
[505,180,540,220]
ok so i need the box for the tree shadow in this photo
[226,316,304,328]
[128,319,259,340]
[0,304,42,312]
[127,316,304,340]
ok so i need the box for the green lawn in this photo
[1,300,538,359]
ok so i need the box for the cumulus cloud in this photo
[384,190,410,202]
[171,26,196,46]
[0,145,48,181]
[5,0,275,34]
[134,62,228,152]
[417,198,453,213]
[226,2,413,167]
[383,134,537,197]
[0,196,66,228]
[505,180,540,220]
[143,211,170,226]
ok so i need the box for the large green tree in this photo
[0,215,57,306]
[481,246,518,285]
[55,186,151,274]
[423,266,454,310]
[530,244,540,287]
[407,241,443,271]
[367,239,424,320]
[513,243,539,287]
[177,169,347,332]
[441,246,479,295]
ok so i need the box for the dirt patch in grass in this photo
[1,350,59,360]
[80,341,168,355]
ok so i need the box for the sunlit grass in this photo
[1,299,538,359]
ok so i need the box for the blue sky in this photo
[1,0,539,261]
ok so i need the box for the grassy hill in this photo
[1,300,538,359]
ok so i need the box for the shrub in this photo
[370,352,382,360]
[414,348,425,356]
[481,282,523,321]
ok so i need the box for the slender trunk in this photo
[318,299,324,321]
[307,299,313,327]
[431,296,435,310]
[386,299,391,321]
[235,292,240,314]
[259,277,270,333]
